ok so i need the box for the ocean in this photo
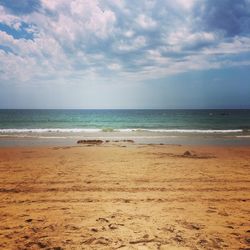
[0,109,250,146]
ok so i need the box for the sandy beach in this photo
[0,142,250,249]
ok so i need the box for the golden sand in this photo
[0,143,249,249]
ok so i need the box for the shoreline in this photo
[1,133,250,147]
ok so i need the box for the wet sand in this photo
[0,143,249,249]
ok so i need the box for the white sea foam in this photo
[0,128,101,133]
[0,128,244,134]
[126,129,243,133]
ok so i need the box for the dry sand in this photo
[0,143,249,249]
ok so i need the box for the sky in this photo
[0,0,250,109]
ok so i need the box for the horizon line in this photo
[1,108,250,110]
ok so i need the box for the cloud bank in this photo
[0,0,250,85]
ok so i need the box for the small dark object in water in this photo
[77,140,103,145]
[183,151,192,157]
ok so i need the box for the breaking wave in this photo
[0,128,244,134]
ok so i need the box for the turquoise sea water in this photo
[0,109,250,131]
[0,109,250,146]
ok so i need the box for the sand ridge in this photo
[0,144,250,249]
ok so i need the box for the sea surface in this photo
[0,109,250,146]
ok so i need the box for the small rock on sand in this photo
[183,151,192,157]
[77,140,103,145]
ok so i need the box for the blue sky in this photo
[0,0,250,108]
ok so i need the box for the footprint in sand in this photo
[108,223,124,230]
[96,217,109,223]
[206,206,217,213]
[176,219,205,231]
[218,210,229,216]
[82,237,111,246]
[91,228,98,232]
[65,224,80,231]
[36,242,48,248]
[172,234,185,244]
[245,238,250,244]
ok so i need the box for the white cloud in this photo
[202,37,250,55]
[124,30,134,38]
[136,14,157,29]
[107,63,122,70]
[0,0,249,85]
[70,0,116,38]
[41,0,66,10]
[167,29,216,47]
[0,6,21,29]
[175,0,196,10]
[146,50,170,65]
[116,36,146,52]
